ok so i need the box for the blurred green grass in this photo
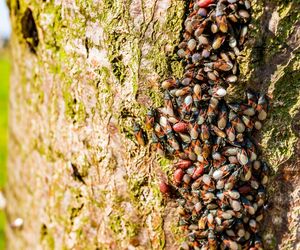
[0,54,9,249]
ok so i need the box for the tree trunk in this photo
[5,0,300,249]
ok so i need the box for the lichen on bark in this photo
[6,0,186,249]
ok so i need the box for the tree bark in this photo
[5,0,300,249]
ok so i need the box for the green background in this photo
[0,53,9,249]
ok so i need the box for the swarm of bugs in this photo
[135,0,269,249]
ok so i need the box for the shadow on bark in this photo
[249,1,300,92]
[248,1,300,249]
[262,139,300,250]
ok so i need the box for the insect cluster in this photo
[135,0,270,249]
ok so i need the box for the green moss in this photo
[41,4,64,50]
[239,1,299,89]
[40,224,55,250]
[46,234,55,250]
[262,231,277,250]
[108,204,139,240]
[170,61,185,80]
[261,55,300,168]
[146,1,185,80]
[147,85,164,108]
[91,190,108,209]
[117,110,136,143]
[76,101,87,123]
[270,0,300,4]
[97,244,110,250]
[99,67,111,92]
[150,213,166,250]
[126,176,167,248]
[7,0,28,45]
[127,176,148,207]
[106,35,128,85]
[62,80,87,123]
[157,157,173,175]
[92,0,140,93]
[63,86,75,120]
[108,212,122,234]
[170,220,183,243]
[106,155,117,171]
[131,44,141,96]
[151,183,164,204]
[266,2,300,59]
[126,174,167,248]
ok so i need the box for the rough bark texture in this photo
[5,0,300,249]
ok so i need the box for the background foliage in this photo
[0,51,9,249]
